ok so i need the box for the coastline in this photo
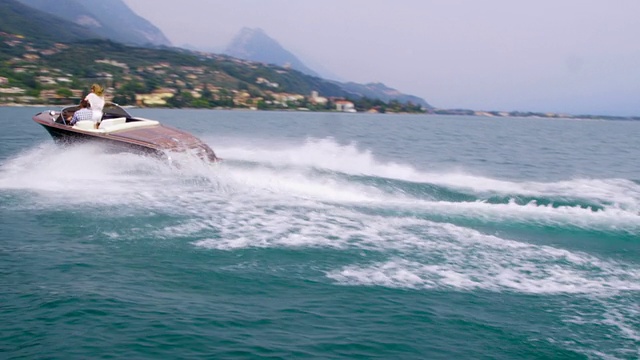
[4,103,638,121]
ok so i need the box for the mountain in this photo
[0,0,431,110]
[0,0,99,42]
[225,27,320,77]
[181,43,224,54]
[339,82,432,109]
[225,27,431,108]
[16,0,170,47]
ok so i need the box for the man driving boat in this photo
[69,99,93,126]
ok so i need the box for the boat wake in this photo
[3,138,638,287]
[2,137,639,356]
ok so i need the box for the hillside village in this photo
[0,32,424,114]
[2,31,637,121]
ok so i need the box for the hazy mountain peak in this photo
[225,27,319,77]
[239,27,267,37]
[341,82,432,109]
[223,27,430,107]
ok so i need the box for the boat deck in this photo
[109,124,204,150]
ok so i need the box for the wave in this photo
[1,140,638,295]
[3,139,638,352]
[214,138,640,233]
[219,136,640,205]
[2,139,639,228]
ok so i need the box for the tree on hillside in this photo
[56,88,72,97]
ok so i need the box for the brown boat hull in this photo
[32,110,218,162]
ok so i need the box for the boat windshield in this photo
[60,102,132,123]
[102,102,132,118]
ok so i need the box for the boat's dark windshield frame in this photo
[102,102,132,118]
[60,102,132,122]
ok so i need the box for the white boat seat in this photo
[71,118,159,134]
[102,120,159,133]
[73,120,103,132]
[99,117,127,129]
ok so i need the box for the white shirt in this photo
[85,92,105,122]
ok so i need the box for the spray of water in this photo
[1,139,638,295]
[2,138,639,351]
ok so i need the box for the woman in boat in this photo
[84,83,105,122]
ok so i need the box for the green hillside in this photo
[0,0,426,113]
[41,39,351,99]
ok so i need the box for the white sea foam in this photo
[337,222,637,295]
[3,138,640,208]
[218,137,640,206]
[1,140,638,242]
[327,254,640,295]
[2,141,639,298]
[561,298,640,358]
[1,140,639,234]
[3,140,639,356]
[414,198,640,233]
[602,306,640,343]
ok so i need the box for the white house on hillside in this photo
[335,100,356,113]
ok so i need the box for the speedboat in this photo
[32,102,219,162]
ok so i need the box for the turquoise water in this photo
[1,107,639,359]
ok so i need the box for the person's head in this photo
[91,83,104,96]
[79,99,89,108]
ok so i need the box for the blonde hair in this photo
[91,83,104,96]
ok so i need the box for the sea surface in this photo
[1,107,639,359]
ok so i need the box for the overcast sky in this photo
[123,0,640,116]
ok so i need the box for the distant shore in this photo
[3,103,638,121]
